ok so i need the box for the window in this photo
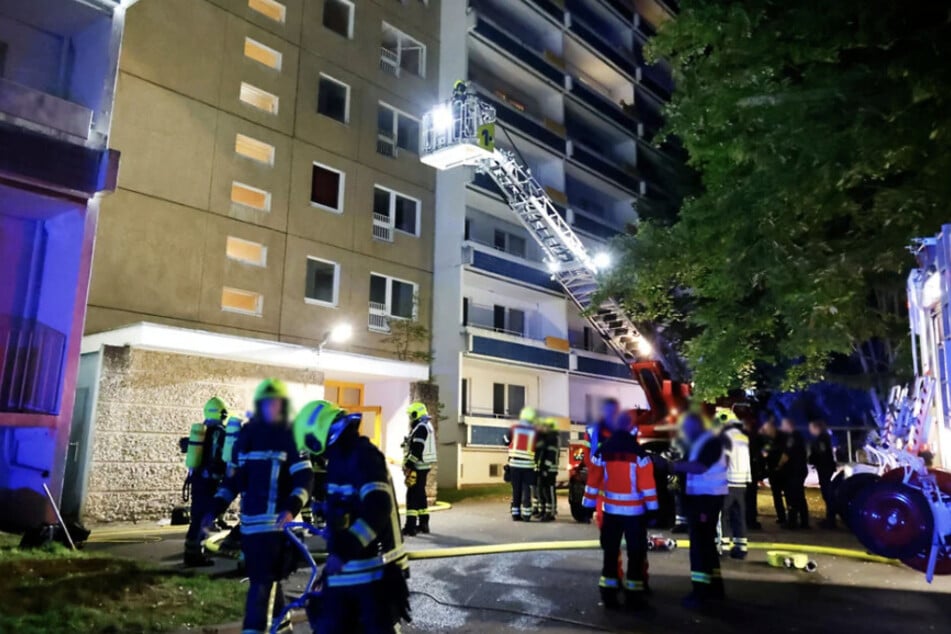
[369,273,417,331]
[310,163,344,212]
[239,82,279,114]
[493,229,526,258]
[231,181,271,211]
[221,287,263,316]
[248,0,286,23]
[234,133,275,165]
[226,237,267,266]
[492,383,526,417]
[372,186,420,239]
[323,0,354,38]
[461,378,469,415]
[380,22,426,78]
[244,37,282,70]
[492,305,525,336]
[317,75,350,123]
[305,257,339,306]
[377,103,419,155]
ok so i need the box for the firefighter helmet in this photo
[254,378,289,402]
[519,407,537,423]
[203,396,228,422]
[541,417,559,430]
[294,400,363,455]
[407,402,429,422]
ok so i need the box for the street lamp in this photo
[319,323,352,354]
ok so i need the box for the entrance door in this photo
[61,352,100,519]
[350,406,383,448]
[325,381,384,449]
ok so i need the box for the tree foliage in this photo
[605,1,951,399]
[383,318,433,363]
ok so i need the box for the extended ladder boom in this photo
[422,85,668,370]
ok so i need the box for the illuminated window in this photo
[244,37,283,70]
[221,287,263,316]
[239,82,279,114]
[231,181,271,211]
[310,163,344,212]
[226,237,267,266]
[234,133,275,165]
[248,0,286,23]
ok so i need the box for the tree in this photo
[383,318,433,363]
[605,1,951,399]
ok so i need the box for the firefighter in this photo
[505,407,539,521]
[673,412,728,608]
[403,401,437,536]
[744,416,764,530]
[808,419,837,528]
[761,417,788,524]
[720,415,752,559]
[535,417,560,522]
[183,396,229,567]
[204,379,313,634]
[294,400,411,633]
[780,417,810,529]
[583,410,657,610]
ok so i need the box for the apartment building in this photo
[433,0,680,488]
[74,0,441,521]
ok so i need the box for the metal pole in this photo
[847,431,854,463]
[43,483,77,550]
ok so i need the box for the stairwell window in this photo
[310,162,344,212]
[222,287,263,316]
[377,103,419,156]
[244,37,283,70]
[380,22,426,78]
[226,236,267,267]
[231,181,271,212]
[369,273,417,331]
[317,74,350,123]
[305,257,339,307]
[234,133,275,165]
[372,186,420,240]
[323,0,354,38]
[248,0,286,23]
[239,82,279,114]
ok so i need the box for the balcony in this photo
[573,353,634,380]
[571,211,621,240]
[566,14,637,79]
[568,77,638,134]
[569,327,609,355]
[601,0,635,21]
[471,15,565,85]
[469,334,569,371]
[570,143,639,193]
[372,213,394,242]
[476,87,567,155]
[464,242,562,293]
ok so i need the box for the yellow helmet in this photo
[711,407,735,430]
[254,378,289,402]
[407,402,429,422]
[519,407,537,423]
[541,417,559,430]
[203,396,228,421]
[294,400,361,455]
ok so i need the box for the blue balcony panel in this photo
[472,16,565,85]
[532,0,565,21]
[471,335,569,370]
[482,91,567,155]
[571,144,639,193]
[568,18,637,78]
[568,80,637,135]
[602,0,635,21]
[572,213,621,240]
[574,354,633,379]
[469,249,563,292]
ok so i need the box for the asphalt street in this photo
[87,495,951,633]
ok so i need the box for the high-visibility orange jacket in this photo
[506,422,537,469]
[582,428,658,516]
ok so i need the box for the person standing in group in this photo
[673,412,728,608]
[535,417,561,522]
[720,415,752,559]
[505,407,539,521]
[583,410,658,610]
[808,419,837,529]
[205,379,313,634]
[760,417,788,525]
[402,402,438,536]
[743,416,763,530]
[779,418,810,529]
[182,397,230,567]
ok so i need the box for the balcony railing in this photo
[567,16,637,78]
[369,302,390,333]
[379,47,400,77]
[465,301,538,339]
[377,134,398,158]
[568,328,610,355]
[372,213,394,242]
[0,315,67,415]
[568,76,639,134]
[477,87,567,154]
[471,15,565,84]
[570,142,640,193]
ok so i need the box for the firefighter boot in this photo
[183,544,214,567]
[623,580,648,611]
[710,569,726,600]
[419,513,431,534]
[402,514,418,537]
[598,578,621,609]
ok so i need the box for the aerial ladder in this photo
[421,84,672,380]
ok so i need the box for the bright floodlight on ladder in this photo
[420,81,498,171]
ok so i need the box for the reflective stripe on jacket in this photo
[582,429,658,516]
[507,423,537,469]
[723,426,752,485]
[686,432,729,496]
